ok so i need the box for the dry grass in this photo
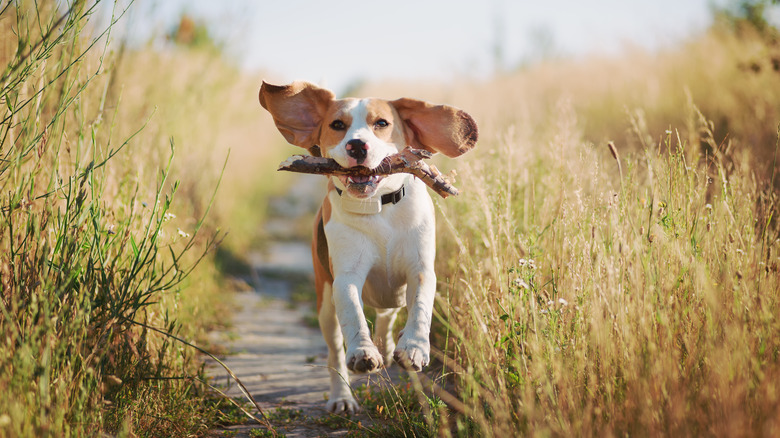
[383,23,780,438]
[353,19,779,438]
[0,2,284,436]
[431,109,778,436]
[3,1,778,436]
[103,47,294,256]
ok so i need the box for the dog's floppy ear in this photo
[391,98,478,158]
[259,81,335,149]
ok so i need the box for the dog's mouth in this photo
[338,175,384,198]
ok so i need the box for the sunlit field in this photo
[1,1,778,437]
[0,2,283,436]
[429,98,778,436]
[347,13,780,438]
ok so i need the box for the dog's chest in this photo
[359,231,418,308]
[325,180,435,308]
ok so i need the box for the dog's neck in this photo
[333,184,406,215]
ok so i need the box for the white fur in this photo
[320,176,436,413]
[319,101,437,414]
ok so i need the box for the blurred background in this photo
[110,0,775,93]
[85,0,780,255]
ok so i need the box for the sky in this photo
[111,0,761,94]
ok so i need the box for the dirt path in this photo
[207,176,400,437]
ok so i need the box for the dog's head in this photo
[259,81,478,198]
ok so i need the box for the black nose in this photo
[346,139,368,163]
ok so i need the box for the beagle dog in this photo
[259,81,478,414]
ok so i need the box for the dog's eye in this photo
[330,120,347,131]
[374,119,389,129]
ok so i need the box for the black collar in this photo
[335,185,405,205]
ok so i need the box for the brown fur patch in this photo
[258,81,334,149]
[390,97,479,157]
[313,182,334,312]
[318,99,355,157]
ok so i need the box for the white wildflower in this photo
[177,228,190,238]
[513,278,529,289]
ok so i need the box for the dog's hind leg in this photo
[319,282,359,414]
[373,307,399,367]
[394,270,435,372]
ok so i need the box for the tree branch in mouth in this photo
[277,148,459,198]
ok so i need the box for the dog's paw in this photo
[326,395,360,415]
[393,335,430,372]
[346,345,384,373]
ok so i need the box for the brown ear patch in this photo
[259,81,335,149]
[455,109,479,153]
[391,98,479,158]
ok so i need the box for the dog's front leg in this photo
[394,268,436,371]
[332,272,385,374]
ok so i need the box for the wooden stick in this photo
[277,148,459,198]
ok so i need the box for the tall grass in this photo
[106,46,292,257]
[5,1,774,435]
[0,2,228,436]
[353,20,780,438]
[430,102,778,436]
